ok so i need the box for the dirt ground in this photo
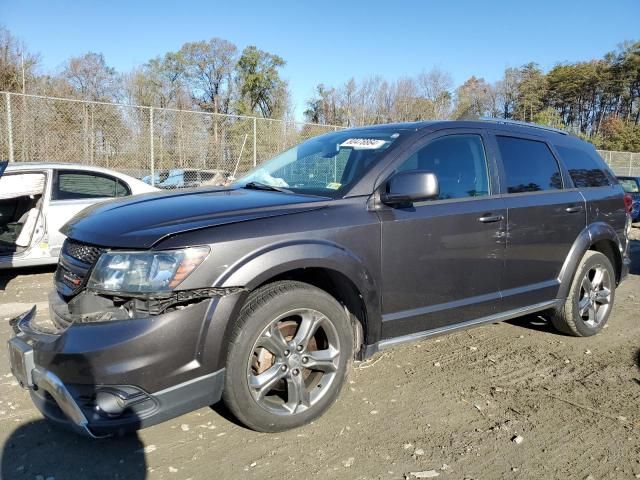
[0,230,639,480]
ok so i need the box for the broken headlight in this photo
[87,247,209,294]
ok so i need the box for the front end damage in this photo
[49,284,243,329]
[6,240,247,437]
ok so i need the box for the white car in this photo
[0,162,157,269]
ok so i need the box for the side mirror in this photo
[380,170,439,206]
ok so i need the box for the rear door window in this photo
[496,136,563,193]
[555,145,612,188]
[53,171,130,200]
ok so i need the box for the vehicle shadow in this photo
[1,420,147,479]
[210,401,245,429]
[0,265,56,291]
[505,312,556,334]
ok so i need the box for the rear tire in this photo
[222,281,353,432]
[551,250,615,336]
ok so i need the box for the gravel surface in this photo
[0,229,639,480]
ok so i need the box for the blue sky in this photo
[1,0,639,120]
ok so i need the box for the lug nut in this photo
[284,349,290,356]
[296,345,303,352]
[292,368,300,376]
[302,357,308,364]
[281,365,287,372]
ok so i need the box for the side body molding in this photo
[213,240,382,343]
[556,222,623,300]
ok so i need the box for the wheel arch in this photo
[214,240,381,357]
[557,222,623,299]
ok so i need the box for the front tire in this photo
[552,250,616,337]
[222,281,353,432]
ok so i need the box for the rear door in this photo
[555,143,628,243]
[489,132,586,309]
[0,161,7,177]
[379,129,506,339]
[47,169,130,252]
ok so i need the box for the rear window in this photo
[54,171,130,200]
[555,145,611,188]
[496,136,563,193]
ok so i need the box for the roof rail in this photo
[479,117,568,136]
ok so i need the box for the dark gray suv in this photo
[7,120,632,437]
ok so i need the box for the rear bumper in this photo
[621,255,631,281]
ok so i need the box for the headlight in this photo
[87,246,209,294]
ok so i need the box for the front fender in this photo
[215,239,377,294]
[213,240,381,342]
[557,222,624,300]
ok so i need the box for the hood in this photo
[61,187,328,248]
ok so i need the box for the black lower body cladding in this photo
[8,288,248,437]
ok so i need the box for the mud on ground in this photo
[0,228,639,480]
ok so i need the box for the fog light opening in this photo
[95,391,127,417]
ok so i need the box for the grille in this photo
[62,239,106,265]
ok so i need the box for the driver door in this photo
[378,130,506,340]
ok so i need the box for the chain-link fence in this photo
[2,91,638,187]
[597,150,640,177]
[0,92,340,187]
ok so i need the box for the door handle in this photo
[565,205,583,213]
[478,214,504,223]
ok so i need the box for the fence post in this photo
[5,92,14,162]
[253,116,257,167]
[149,107,155,186]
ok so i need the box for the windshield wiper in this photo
[242,181,292,193]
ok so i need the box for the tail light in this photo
[623,193,633,214]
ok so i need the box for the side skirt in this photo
[363,300,560,359]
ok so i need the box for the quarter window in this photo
[496,136,562,193]
[555,145,612,188]
[53,171,130,200]
[397,134,490,200]
[619,177,639,193]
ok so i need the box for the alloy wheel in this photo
[247,308,341,415]
[577,264,612,328]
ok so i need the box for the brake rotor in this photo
[252,319,318,384]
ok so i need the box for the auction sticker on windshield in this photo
[339,138,387,149]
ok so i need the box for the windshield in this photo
[235,129,403,198]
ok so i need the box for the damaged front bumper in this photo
[8,308,102,437]
[6,287,247,437]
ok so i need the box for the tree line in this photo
[304,42,640,152]
[1,25,638,152]
[0,26,291,120]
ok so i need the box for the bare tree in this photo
[63,52,120,101]
[125,52,188,108]
[496,67,521,119]
[0,26,39,93]
[417,67,453,119]
[180,38,237,114]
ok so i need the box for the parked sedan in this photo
[618,176,640,222]
[0,162,157,269]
